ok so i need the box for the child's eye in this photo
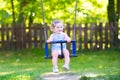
[56,26,62,29]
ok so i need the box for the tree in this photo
[107,0,119,48]
[0,0,108,25]
[116,0,120,22]
[11,0,15,26]
[107,0,116,23]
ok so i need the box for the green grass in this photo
[0,49,120,80]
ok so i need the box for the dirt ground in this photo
[33,71,100,80]
[40,72,81,80]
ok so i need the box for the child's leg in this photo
[52,50,59,72]
[63,49,70,66]
[52,50,59,67]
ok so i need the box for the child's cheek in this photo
[55,29,58,33]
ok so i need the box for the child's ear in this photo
[63,24,66,28]
[50,26,54,32]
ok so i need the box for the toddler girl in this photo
[47,20,71,73]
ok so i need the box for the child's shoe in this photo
[62,64,69,71]
[53,66,59,73]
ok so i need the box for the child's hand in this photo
[67,39,71,43]
[46,40,51,43]
[64,33,71,43]
[46,34,53,43]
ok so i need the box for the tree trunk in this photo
[116,0,120,49]
[15,1,28,49]
[107,0,116,23]
[107,0,118,48]
[116,0,120,22]
[17,1,28,25]
[28,10,34,27]
[11,0,15,26]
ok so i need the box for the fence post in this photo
[6,25,10,49]
[105,23,109,49]
[78,24,82,51]
[89,23,94,50]
[39,24,44,49]
[84,23,88,50]
[1,25,5,49]
[94,23,98,50]
[34,24,37,48]
[98,23,103,50]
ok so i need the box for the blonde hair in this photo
[50,20,65,32]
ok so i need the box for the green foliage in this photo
[0,10,12,24]
[0,0,108,25]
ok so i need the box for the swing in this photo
[40,0,78,59]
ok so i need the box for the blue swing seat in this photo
[45,40,77,59]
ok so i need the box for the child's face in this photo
[54,23,64,34]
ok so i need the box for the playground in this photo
[0,0,120,80]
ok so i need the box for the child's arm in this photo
[46,34,53,43]
[64,33,71,43]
